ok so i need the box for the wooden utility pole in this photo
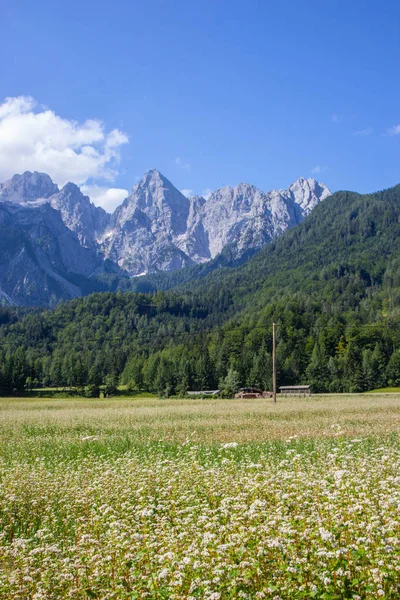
[272,322,277,403]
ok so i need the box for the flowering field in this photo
[0,395,400,599]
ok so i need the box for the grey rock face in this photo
[100,171,331,275]
[0,171,110,247]
[0,172,119,306]
[0,168,331,303]
[0,202,113,306]
[0,171,59,203]
[195,177,331,259]
[99,170,195,274]
[49,183,110,248]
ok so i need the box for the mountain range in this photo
[0,169,330,305]
[1,182,399,395]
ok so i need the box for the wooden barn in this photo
[235,387,273,399]
[279,385,311,397]
[187,390,220,397]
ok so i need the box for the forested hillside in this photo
[1,184,400,395]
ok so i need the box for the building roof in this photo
[187,390,220,395]
[279,385,310,390]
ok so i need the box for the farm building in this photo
[279,385,311,397]
[235,387,273,399]
[187,390,220,397]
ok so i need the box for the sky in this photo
[0,0,399,211]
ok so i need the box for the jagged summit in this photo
[98,173,330,274]
[49,182,110,248]
[0,172,109,248]
[60,182,81,195]
[129,169,175,194]
[100,169,193,275]
[0,168,331,303]
[115,169,188,218]
[142,168,167,180]
[286,177,330,213]
[0,171,59,203]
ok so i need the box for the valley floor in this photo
[1,395,400,598]
[1,393,400,442]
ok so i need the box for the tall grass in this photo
[0,395,399,598]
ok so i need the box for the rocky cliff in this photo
[0,169,331,304]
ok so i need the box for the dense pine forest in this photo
[2,184,400,396]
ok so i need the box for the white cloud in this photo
[353,127,372,136]
[81,185,128,213]
[0,95,129,187]
[387,125,400,136]
[180,188,193,198]
[202,187,212,200]
[175,156,190,170]
[311,165,329,174]
[0,96,34,118]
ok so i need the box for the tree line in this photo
[1,291,400,397]
[2,184,400,396]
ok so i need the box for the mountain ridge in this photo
[0,169,330,305]
[1,182,400,394]
[0,200,120,306]
[99,169,331,275]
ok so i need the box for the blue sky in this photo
[1,0,399,209]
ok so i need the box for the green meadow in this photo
[0,394,399,599]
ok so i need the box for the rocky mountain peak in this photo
[51,182,91,215]
[59,182,82,196]
[114,169,190,230]
[132,169,187,203]
[125,169,173,204]
[141,168,166,184]
[286,177,330,213]
[99,170,331,275]
[0,171,59,203]
[49,182,109,248]
[0,168,332,296]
